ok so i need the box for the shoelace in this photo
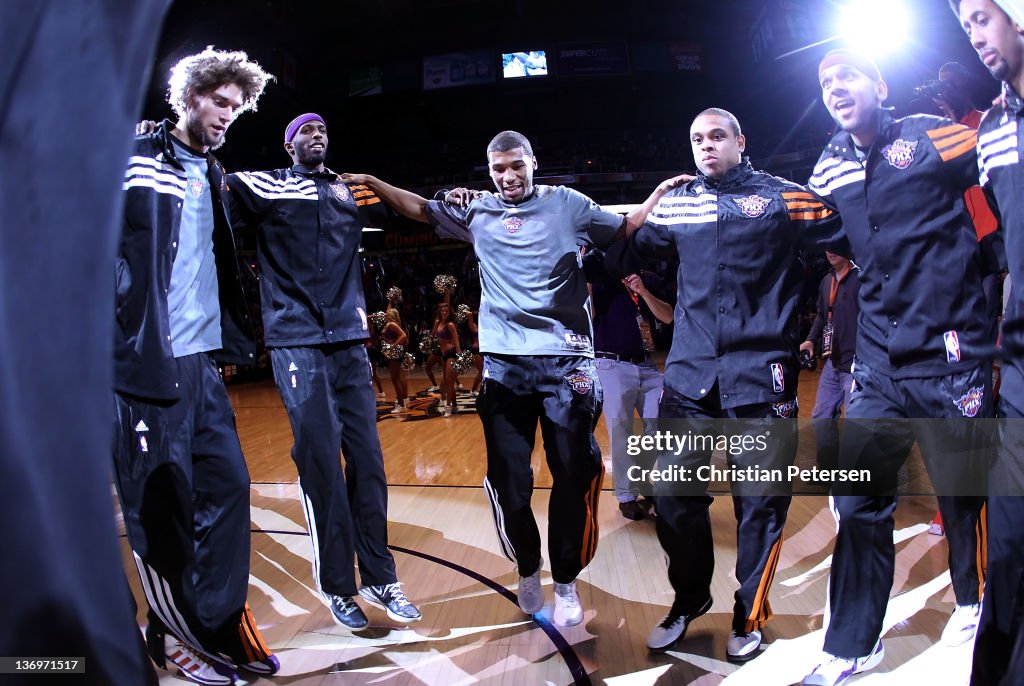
[337,596,361,615]
[382,583,413,608]
[555,586,579,608]
[658,612,685,630]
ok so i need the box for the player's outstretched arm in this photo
[341,173,430,223]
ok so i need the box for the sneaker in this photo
[161,635,237,685]
[518,560,545,615]
[237,654,280,676]
[619,499,646,521]
[427,385,440,392]
[802,640,884,685]
[647,597,712,652]
[327,594,368,629]
[727,629,762,662]
[942,603,982,646]
[359,582,422,623]
[376,392,386,400]
[553,581,584,626]
[928,511,944,536]
[390,403,404,414]
[443,406,452,417]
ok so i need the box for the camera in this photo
[913,79,952,100]
[799,349,817,371]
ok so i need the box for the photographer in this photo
[800,252,860,479]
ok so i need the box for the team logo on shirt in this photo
[329,182,350,202]
[189,177,205,198]
[734,194,771,218]
[953,386,985,418]
[771,400,797,418]
[502,216,524,234]
[880,139,918,169]
[565,370,595,395]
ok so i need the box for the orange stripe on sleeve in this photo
[939,138,977,162]
[926,124,966,140]
[355,196,382,207]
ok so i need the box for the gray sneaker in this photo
[327,594,368,629]
[359,582,422,623]
[517,559,545,615]
[553,581,583,626]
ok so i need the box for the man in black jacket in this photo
[954,2,1024,683]
[226,113,421,629]
[114,48,277,686]
[611,108,844,662]
[800,252,861,476]
[802,49,992,686]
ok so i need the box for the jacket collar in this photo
[693,157,754,193]
[291,164,337,179]
[1002,82,1024,117]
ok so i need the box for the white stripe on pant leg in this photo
[133,552,204,651]
[483,477,517,563]
[297,478,328,603]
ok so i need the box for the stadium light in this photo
[836,0,911,58]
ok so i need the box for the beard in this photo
[297,146,326,167]
[186,111,226,151]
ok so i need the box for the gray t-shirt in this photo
[426,185,623,356]
[168,139,221,357]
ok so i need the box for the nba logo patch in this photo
[881,139,918,169]
[565,371,594,395]
[734,194,771,218]
[770,363,785,393]
[943,330,961,363]
[330,182,350,202]
[503,216,523,234]
[953,386,985,418]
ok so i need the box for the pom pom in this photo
[433,274,457,294]
[452,350,475,374]
[381,342,405,360]
[386,286,403,303]
[368,311,387,329]
[401,353,415,371]
[419,334,440,354]
[454,304,471,323]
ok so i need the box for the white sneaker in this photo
[162,635,237,685]
[390,403,404,414]
[942,603,982,646]
[727,629,762,662]
[553,581,583,627]
[427,385,439,392]
[376,392,386,400]
[802,640,884,685]
[443,406,452,417]
[646,597,712,652]
[517,560,544,615]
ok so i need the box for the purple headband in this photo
[284,113,325,143]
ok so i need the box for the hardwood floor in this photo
[118,365,974,685]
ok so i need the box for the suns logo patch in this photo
[953,386,985,418]
[734,194,771,218]
[189,177,205,198]
[771,400,797,418]
[881,139,918,169]
[503,216,524,234]
[330,182,350,202]
[565,371,594,395]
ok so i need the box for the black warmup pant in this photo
[654,384,797,633]
[824,358,990,659]
[477,354,604,585]
[0,2,168,683]
[972,363,1024,686]
[113,353,271,664]
[270,342,396,596]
